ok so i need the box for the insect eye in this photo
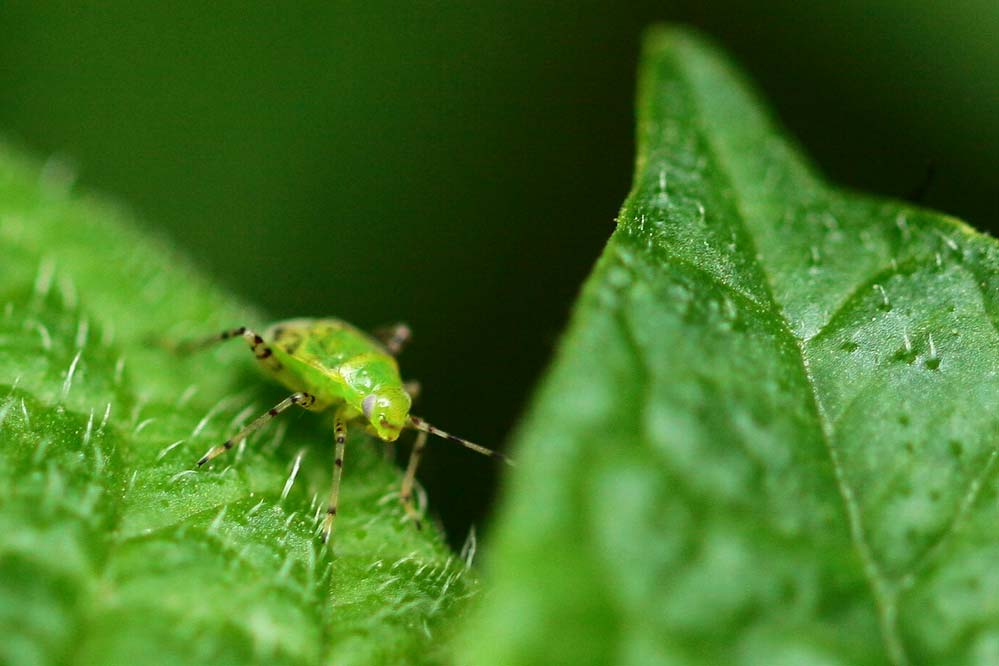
[362,394,376,419]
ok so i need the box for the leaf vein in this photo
[663,47,909,665]
[896,264,999,584]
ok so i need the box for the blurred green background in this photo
[1,2,995,545]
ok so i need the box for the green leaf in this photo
[0,151,475,665]
[457,26,999,666]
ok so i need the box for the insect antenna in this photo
[407,416,513,466]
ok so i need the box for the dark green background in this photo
[2,2,995,544]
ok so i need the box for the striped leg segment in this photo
[400,430,428,529]
[374,323,412,356]
[196,392,315,466]
[178,326,247,352]
[180,326,283,373]
[321,406,350,543]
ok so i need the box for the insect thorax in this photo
[264,318,408,418]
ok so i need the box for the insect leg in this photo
[180,326,283,373]
[399,429,428,529]
[403,380,421,400]
[373,323,412,356]
[178,326,248,352]
[196,392,315,466]
[321,406,350,543]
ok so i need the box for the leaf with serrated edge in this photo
[458,27,999,666]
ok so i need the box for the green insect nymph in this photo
[183,318,509,543]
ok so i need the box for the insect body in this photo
[186,318,509,543]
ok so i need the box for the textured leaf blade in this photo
[458,27,999,665]
[0,151,475,666]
